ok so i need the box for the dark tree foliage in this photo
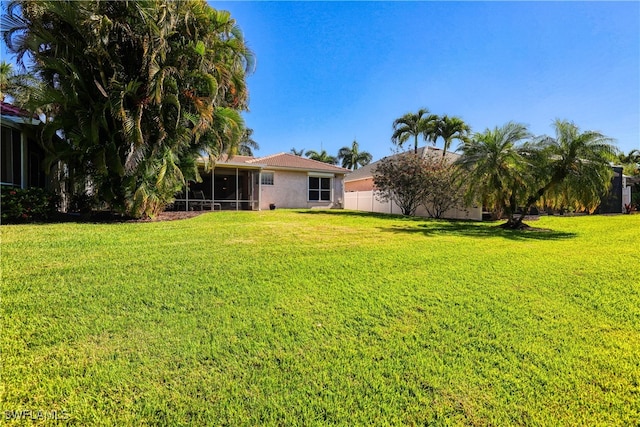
[373,153,431,216]
[2,0,254,217]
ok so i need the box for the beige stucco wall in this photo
[260,170,344,210]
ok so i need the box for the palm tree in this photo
[0,60,39,106]
[3,0,254,218]
[456,122,533,223]
[515,119,617,225]
[432,115,471,157]
[337,140,372,170]
[391,108,438,154]
[236,128,259,156]
[618,149,640,165]
[0,61,13,102]
[618,149,640,176]
[305,149,337,164]
[458,120,617,228]
[290,147,305,156]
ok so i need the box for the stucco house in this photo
[0,101,46,189]
[173,152,349,211]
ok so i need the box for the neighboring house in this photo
[0,101,46,189]
[175,152,349,211]
[598,165,637,214]
[344,146,482,220]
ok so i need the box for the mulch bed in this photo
[134,211,206,222]
[39,210,208,224]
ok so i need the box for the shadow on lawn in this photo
[380,222,577,241]
[298,210,577,241]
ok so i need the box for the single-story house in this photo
[0,101,46,189]
[172,152,349,211]
[344,146,482,220]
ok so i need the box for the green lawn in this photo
[1,211,639,425]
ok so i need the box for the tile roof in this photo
[216,152,349,174]
[344,146,461,182]
[0,101,37,118]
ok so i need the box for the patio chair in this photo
[191,190,212,211]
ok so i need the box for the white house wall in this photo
[260,170,344,210]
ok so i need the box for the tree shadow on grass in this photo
[297,209,426,222]
[379,221,577,241]
[297,210,577,241]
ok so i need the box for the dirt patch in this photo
[43,210,208,224]
[134,211,206,222]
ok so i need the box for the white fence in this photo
[343,190,482,221]
[622,186,631,209]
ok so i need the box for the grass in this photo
[1,210,639,425]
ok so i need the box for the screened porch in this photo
[167,167,261,211]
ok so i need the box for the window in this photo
[261,172,274,185]
[309,176,331,201]
[1,126,22,186]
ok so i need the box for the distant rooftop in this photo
[345,146,461,182]
[0,101,38,119]
[214,152,349,174]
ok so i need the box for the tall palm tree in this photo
[2,0,254,218]
[236,128,259,156]
[391,108,438,154]
[290,147,304,156]
[456,122,533,223]
[305,149,337,164]
[432,115,471,157]
[337,140,372,170]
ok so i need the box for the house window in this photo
[309,176,332,201]
[261,172,274,185]
[1,126,22,186]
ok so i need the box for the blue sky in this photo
[215,1,639,161]
[1,2,637,161]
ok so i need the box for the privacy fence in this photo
[343,190,482,221]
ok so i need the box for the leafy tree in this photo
[290,147,304,156]
[456,120,617,228]
[391,108,438,154]
[618,149,640,165]
[373,153,431,216]
[236,128,259,156]
[431,115,471,157]
[618,149,640,176]
[421,157,468,218]
[0,60,39,106]
[337,140,372,170]
[305,149,337,164]
[2,0,254,218]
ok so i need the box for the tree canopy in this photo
[305,149,337,164]
[337,140,372,170]
[2,0,254,218]
[373,153,431,216]
[456,120,617,228]
[391,108,438,154]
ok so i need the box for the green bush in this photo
[1,187,60,224]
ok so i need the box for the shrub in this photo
[1,187,60,224]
